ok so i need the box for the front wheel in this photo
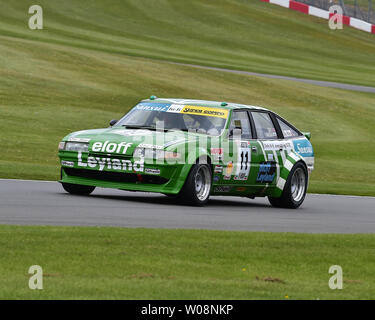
[178,164,212,206]
[268,162,307,209]
[62,182,96,195]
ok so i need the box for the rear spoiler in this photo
[302,132,311,140]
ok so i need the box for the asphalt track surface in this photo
[171,62,375,94]
[1,180,375,234]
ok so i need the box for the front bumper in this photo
[58,151,191,194]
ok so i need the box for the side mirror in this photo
[302,132,311,140]
[229,128,242,137]
[109,119,118,127]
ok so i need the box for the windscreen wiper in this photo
[122,125,154,130]
[122,125,169,132]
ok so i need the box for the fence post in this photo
[369,0,372,22]
[339,0,347,15]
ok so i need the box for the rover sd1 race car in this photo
[58,97,314,208]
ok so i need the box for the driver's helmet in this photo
[159,112,182,130]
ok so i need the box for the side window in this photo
[276,118,300,138]
[229,111,252,139]
[251,112,278,140]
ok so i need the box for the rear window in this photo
[251,112,278,139]
[276,118,301,138]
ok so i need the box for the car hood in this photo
[64,127,200,155]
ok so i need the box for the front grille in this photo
[88,152,132,160]
[64,168,168,185]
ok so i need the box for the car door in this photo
[248,111,289,188]
[227,110,253,185]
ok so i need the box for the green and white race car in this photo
[58,97,314,208]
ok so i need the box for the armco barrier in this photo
[261,0,375,35]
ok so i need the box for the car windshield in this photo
[115,102,229,136]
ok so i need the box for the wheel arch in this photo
[176,151,212,192]
[273,152,308,197]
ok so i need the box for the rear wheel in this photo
[178,164,212,206]
[268,162,307,209]
[62,182,96,195]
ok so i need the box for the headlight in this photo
[133,147,145,158]
[163,151,181,160]
[58,141,66,151]
[133,148,180,160]
[64,142,89,152]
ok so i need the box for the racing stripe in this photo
[289,152,300,162]
[275,152,299,192]
[273,150,280,183]
[284,159,293,171]
[276,177,286,190]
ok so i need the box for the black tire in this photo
[268,162,308,209]
[177,163,212,206]
[62,182,96,195]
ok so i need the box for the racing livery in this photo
[58,97,314,208]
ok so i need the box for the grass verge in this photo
[1,225,374,299]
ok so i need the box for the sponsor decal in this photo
[135,103,171,112]
[234,141,251,181]
[262,141,292,151]
[181,106,228,119]
[293,139,314,157]
[145,168,160,175]
[133,103,228,118]
[211,148,224,161]
[214,165,223,173]
[77,152,144,172]
[61,160,74,167]
[213,175,220,182]
[282,129,294,138]
[234,173,248,181]
[138,143,164,150]
[69,137,90,143]
[256,161,276,183]
[91,141,132,154]
[223,161,233,180]
[166,104,184,113]
[214,186,232,193]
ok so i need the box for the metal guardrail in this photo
[295,0,375,24]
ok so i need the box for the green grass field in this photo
[1,225,374,299]
[1,0,375,86]
[1,1,375,195]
